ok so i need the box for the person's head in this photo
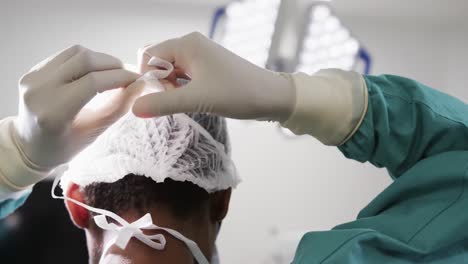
[61,113,239,264]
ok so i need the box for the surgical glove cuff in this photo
[0,118,51,190]
[281,70,368,146]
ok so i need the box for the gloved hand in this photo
[133,32,295,122]
[134,32,367,146]
[8,45,142,187]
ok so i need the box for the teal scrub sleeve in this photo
[339,75,468,178]
[0,192,30,219]
[293,226,468,264]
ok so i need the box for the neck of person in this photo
[87,210,217,264]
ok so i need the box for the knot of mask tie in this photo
[94,213,167,250]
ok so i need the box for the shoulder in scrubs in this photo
[293,75,468,263]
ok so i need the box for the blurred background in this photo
[0,0,466,263]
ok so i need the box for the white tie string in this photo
[94,213,166,250]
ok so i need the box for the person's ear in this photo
[209,188,232,222]
[65,183,90,229]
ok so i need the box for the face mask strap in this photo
[176,113,233,177]
[94,214,166,250]
[51,174,210,264]
[51,173,129,224]
[153,226,209,264]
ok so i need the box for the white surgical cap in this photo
[61,112,240,193]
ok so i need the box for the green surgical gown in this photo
[293,75,468,263]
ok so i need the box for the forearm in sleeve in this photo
[281,69,368,146]
[339,75,468,177]
[281,71,468,178]
[0,117,49,201]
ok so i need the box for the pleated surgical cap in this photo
[61,112,240,193]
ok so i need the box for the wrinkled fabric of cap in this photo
[60,112,240,193]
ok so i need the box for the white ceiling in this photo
[331,0,468,23]
[155,0,468,23]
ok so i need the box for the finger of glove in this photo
[20,45,86,84]
[64,69,140,119]
[29,45,86,73]
[138,38,178,74]
[132,83,203,117]
[138,35,197,74]
[74,80,146,133]
[58,50,123,83]
[100,80,146,118]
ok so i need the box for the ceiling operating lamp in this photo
[296,4,362,74]
[210,0,282,68]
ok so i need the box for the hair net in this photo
[60,112,240,193]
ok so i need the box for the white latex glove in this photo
[133,32,295,122]
[6,45,142,188]
[134,32,367,146]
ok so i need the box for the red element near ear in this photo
[65,183,90,229]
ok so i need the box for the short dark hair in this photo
[82,114,228,220]
[83,176,209,219]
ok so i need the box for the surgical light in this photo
[297,5,361,74]
[213,0,282,68]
